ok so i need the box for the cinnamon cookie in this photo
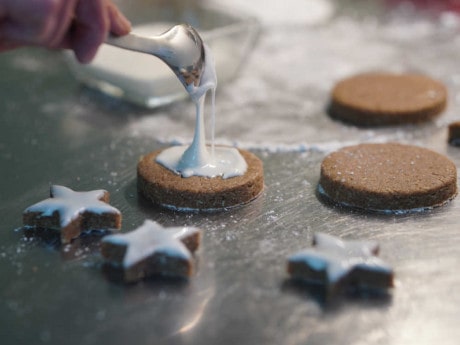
[329,72,447,126]
[318,143,457,212]
[448,121,460,146]
[287,233,394,297]
[137,148,264,211]
[23,185,121,244]
[101,220,201,283]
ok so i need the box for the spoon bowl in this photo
[105,24,205,89]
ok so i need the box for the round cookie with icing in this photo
[137,148,264,211]
[137,39,264,211]
[329,72,447,126]
[318,143,457,213]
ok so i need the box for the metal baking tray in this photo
[1,0,460,344]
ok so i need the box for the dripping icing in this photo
[156,44,247,179]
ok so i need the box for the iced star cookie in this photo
[137,148,264,211]
[287,233,394,296]
[329,72,447,126]
[101,220,201,283]
[23,185,121,244]
[318,143,457,213]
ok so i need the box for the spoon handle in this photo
[105,33,167,57]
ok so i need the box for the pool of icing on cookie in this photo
[156,45,248,179]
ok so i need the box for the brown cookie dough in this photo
[329,72,447,126]
[318,143,457,212]
[137,148,264,210]
[448,121,460,146]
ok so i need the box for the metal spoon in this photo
[105,24,205,89]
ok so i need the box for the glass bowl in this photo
[65,0,260,108]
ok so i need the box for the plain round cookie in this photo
[318,143,457,212]
[137,148,264,211]
[448,121,460,146]
[329,72,447,126]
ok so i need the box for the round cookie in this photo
[318,143,457,212]
[329,72,447,126]
[137,148,264,211]
[448,121,460,146]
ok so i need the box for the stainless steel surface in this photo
[2,1,460,344]
[106,24,205,88]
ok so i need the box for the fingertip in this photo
[74,44,99,64]
[72,1,129,63]
[116,13,132,33]
[72,0,109,64]
[74,51,89,64]
[108,4,131,35]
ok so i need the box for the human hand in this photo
[0,0,131,63]
[385,0,460,14]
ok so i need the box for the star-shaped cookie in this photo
[287,233,394,296]
[23,185,121,244]
[101,220,201,283]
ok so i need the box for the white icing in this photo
[156,45,248,179]
[288,233,392,284]
[102,220,200,268]
[24,185,121,228]
[156,145,247,179]
[167,225,201,241]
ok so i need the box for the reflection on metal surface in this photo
[22,227,108,262]
[175,292,214,335]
